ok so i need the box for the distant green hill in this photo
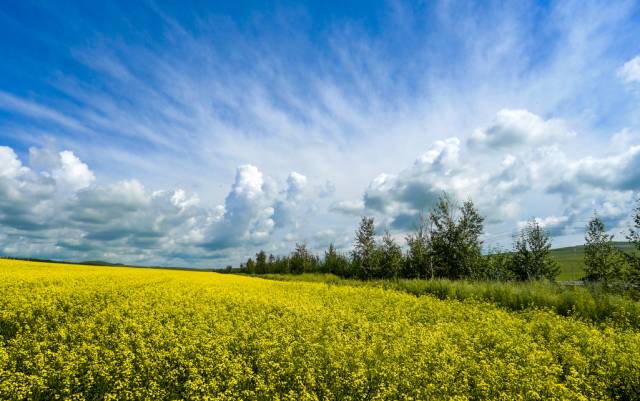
[551,242,636,281]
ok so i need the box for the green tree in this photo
[322,243,335,274]
[584,214,622,283]
[255,250,267,274]
[246,257,256,275]
[404,214,432,279]
[323,243,351,276]
[625,198,640,284]
[290,242,316,274]
[352,216,378,279]
[273,256,290,274]
[511,219,559,281]
[481,246,514,281]
[429,194,485,279]
[458,199,485,278]
[379,231,403,279]
[267,254,276,273]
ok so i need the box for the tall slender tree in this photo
[352,216,378,279]
[379,231,403,279]
[429,194,457,278]
[255,250,267,274]
[625,198,640,283]
[267,254,276,273]
[404,213,432,279]
[323,243,338,274]
[458,199,485,278]
[245,257,256,275]
[584,214,621,283]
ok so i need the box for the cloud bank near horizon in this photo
[2,104,639,266]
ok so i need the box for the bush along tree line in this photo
[235,193,640,285]
[582,200,640,286]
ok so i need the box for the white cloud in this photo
[0,146,27,178]
[201,164,273,249]
[2,125,639,265]
[230,165,264,200]
[329,199,365,215]
[200,165,314,252]
[286,171,307,201]
[170,189,200,211]
[0,147,319,265]
[517,215,569,230]
[469,109,574,149]
[53,150,95,191]
[415,137,461,172]
[0,91,87,132]
[312,229,337,247]
[551,145,640,192]
[337,108,640,239]
[618,55,640,84]
[611,128,639,149]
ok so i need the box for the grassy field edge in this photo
[254,273,640,330]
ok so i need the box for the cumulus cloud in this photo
[68,180,150,225]
[352,138,473,230]
[170,189,200,211]
[0,147,315,266]
[618,55,640,84]
[469,109,574,149]
[53,150,95,191]
[332,108,639,242]
[553,189,636,237]
[0,146,27,178]
[200,164,274,250]
[200,166,314,252]
[360,138,464,223]
[286,172,307,201]
[0,148,58,232]
[414,137,461,172]
[550,145,640,193]
[272,171,311,229]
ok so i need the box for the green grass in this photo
[551,242,636,281]
[550,245,587,281]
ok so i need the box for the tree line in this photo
[230,194,640,285]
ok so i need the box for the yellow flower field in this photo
[1,259,639,400]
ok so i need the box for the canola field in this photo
[1,259,640,400]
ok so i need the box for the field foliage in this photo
[260,274,640,330]
[2,260,640,400]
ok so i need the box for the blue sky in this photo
[0,0,639,267]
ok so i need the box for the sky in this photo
[0,0,639,267]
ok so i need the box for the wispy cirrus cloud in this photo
[618,55,640,84]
